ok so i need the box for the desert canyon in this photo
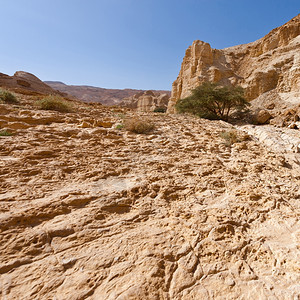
[0,14,300,300]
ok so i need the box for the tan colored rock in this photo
[120,91,170,112]
[96,120,114,128]
[78,121,92,128]
[1,94,300,299]
[255,109,272,124]
[6,121,31,130]
[168,14,300,113]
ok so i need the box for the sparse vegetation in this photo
[0,89,18,104]
[124,117,155,134]
[117,113,126,119]
[175,82,249,121]
[37,95,73,112]
[220,130,240,147]
[115,124,124,130]
[154,107,167,113]
[0,129,13,136]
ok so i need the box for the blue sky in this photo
[0,0,299,90]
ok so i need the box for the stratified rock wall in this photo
[168,14,300,112]
[120,90,170,112]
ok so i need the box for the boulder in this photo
[255,110,272,124]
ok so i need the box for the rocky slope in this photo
[0,72,65,96]
[168,14,300,114]
[46,81,170,106]
[119,90,170,111]
[1,93,300,299]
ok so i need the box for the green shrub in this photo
[0,89,18,104]
[124,117,155,134]
[37,95,73,112]
[220,130,240,147]
[0,129,13,136]
[175,82,249,121]
[154,107,167,113]
[115,124,124,130]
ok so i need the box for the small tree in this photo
[175,82,249,121]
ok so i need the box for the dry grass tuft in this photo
[124,117,155,134]
[220,130,240,147]
[0,129,13,136]
[37,95,73,112]
[0,89,18,104]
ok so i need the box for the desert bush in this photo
[0,89,18,104]
[175,82,249,121]
[124,117,155,134]
[220,130,240,147]
[153,107,167,113]
[0,129,13,136]
[115,123,124,130]
[117,113,126,119]
[37,95,73,112]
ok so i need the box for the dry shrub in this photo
[37,95,73,112]
[0,129,13,136]
[0,89,18,104]
[124,117,155,134]
[220,130,240,147]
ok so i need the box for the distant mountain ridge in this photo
[45,81,171,106]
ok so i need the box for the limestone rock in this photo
[255,109,272,124]
[168,14,300,113]
[120,90,170,112]
[1,93,300,299]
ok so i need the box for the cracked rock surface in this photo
[0,99,300,299]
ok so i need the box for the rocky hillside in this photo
[46,81,170,106]
[168,14,300,113]
[119,90,170,111]
[0,72,65,96]
[1,91,300,299]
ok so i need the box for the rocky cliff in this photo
[168,14,300,112]
[120,90,170,112]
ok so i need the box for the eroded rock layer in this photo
[0,71,64,96]
[0,94,300,299]
[168,14,300,112]
[120,90,170,112]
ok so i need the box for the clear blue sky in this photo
[1,0,299,90]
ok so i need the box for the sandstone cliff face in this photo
[120,90,170,112]
[168,14,300,112]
